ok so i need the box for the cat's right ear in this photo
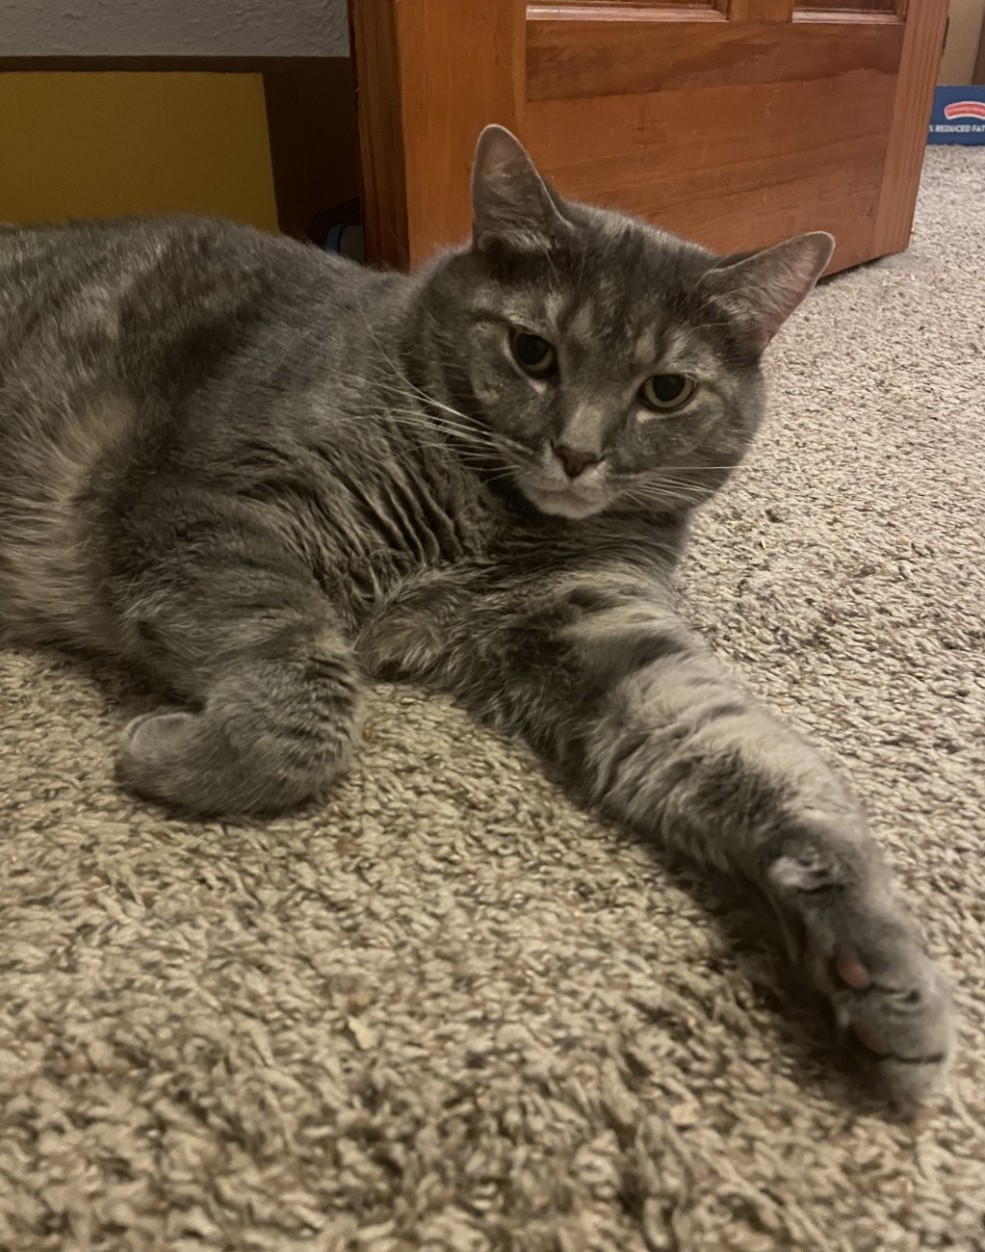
[699,232,835,353]
[471,125,567,254]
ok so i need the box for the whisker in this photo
[619,480,713,508]
[386,414,491,448]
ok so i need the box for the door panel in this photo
[526,15,902,99]
[525,82,893,267]
[524,5,908,269]
[351,0,947,271]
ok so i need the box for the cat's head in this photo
[418,125,832,520]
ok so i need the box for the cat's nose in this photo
[553,443,600,479]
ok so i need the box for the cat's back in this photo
[0,216,394,500]
[0,217,401,647]
[0,216,383,370]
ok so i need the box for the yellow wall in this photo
[0,72,278,231]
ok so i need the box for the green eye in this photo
[639,374,696,412]
[510,329,557,378]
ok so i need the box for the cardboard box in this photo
[938,0,985,84]
[929,0,985,144]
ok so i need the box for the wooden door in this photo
[351,0,948,273]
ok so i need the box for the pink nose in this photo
[554,444,599,479]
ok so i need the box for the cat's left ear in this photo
[471,125,567,253]
[699,232,835,353]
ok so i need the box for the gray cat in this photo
[0,126,954,1101]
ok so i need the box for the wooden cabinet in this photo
[351,0,948,273]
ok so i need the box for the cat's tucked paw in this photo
[118,653,364,816]
[805,913,956,1104]
[117,701,351,817]
[121,708,196,755]
[118,707,223,813]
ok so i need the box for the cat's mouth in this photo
[507,445,612,519]
[516,475,609,520]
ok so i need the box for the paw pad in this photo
[835,957,871,990]
[851,1022,893,1057]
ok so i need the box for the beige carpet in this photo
[1,149,984,1252]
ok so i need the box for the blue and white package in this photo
[928,86,985,145]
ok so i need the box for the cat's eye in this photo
[638,374,696,412]
[510,329,557,378]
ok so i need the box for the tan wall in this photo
[0,72,278,231]
[939,0,985,85]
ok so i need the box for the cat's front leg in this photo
[425,572,955,1102]
[572,599,955,1101]
[109,516,365,817]
[117,629,363,816]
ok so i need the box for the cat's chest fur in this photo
[216,409,510,676]
[277,421,504,626]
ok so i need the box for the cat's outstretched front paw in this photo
[768,835,956,1104]
[806,912,955,1104]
